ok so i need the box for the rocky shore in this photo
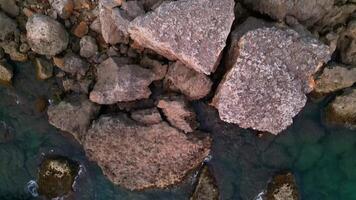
[0,0,355,199]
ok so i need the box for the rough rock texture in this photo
[164,61,212,100]
[50,0,74,19]
[1,41,27,62]
[26,14,69,56]
[157,95,197,133]
[47,95,100,140]
[90,57,156,104]
[265,172,299,200]
[326,89,356,129]
[83,114,211,190]
[80,36,98,58]
[315,64,356,94]
[35,58,54,80]
[131,107,162,125]
[140,56,167,80]
[190,165,219,200]
[0,61,13,83]
[128,0,235,75]
[0,0,19,17]
[339,20,356,66]
[61,53,89,76]
[213,27,331,134]
[242,0,333,27]
[0,11,18,41]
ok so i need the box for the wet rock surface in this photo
[128,0,235,75]
[83,114,211,190]
[265,172,299,200]
[213,27,331,134]
[190,165,219,200]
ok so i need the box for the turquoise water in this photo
[1,62,356,199]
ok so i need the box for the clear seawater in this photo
[1,62,356,200]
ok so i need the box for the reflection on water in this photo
[0,62,356,200]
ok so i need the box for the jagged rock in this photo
[0,0,19,17]
[50,0,74,19]
[128,0,235,75]
[0,61,13,83]
[61,53,89,76]
[140,55,167,80]
[38,157,79,199]
[131,107,162,125]
[339,20,356,66]
[26,14,69,56]
[83,114,211,190]
[157,95,197,133]
[80,36,98,58]
[164,61,212,100]
[242,0,333,27]
[90,57,156,104]
[0,11,18,41]
[47,95,100,140]
[265,172,299,200]
[190,165,219,200]
[34,58,54,80]
[326,89,356,129]
[213,27,331,134]
[315,64,356,94]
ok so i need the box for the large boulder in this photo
[213,27,331,134]
[128,0,235,75]
[83,114,211,190]
[89,57,157,104]
[26,14,69,56]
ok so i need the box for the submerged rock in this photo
[0,61,13,83]
[326,89,356,129]
[89,57,156,104]
[191,165,219,200]
[83,114,211,190]
[213,27,331,134]
[164,61,212,100]
[38,156,79,199]
[34,58,54,80]
[26,14,69,56]
[128,0,235,75]
[265,172,299,200]
[157,95,198,134]
[130,107,162,125]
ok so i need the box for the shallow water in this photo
[1,62,356,200]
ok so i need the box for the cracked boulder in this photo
[128,0,235,75]
[83,114,211,190]
[213,27,331,134]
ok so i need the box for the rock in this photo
[26,14,69,56]
[140,55,167,80]
[89,57,156,104]
[325,89,356,129]
[164,61,212,100]
[50,0,74,19]
[61,53,89,76]
[62,78,92,94]
[19,43,30,53]
[82,114,211,190]
[0,11,18,41]
[34,58,54,80]
[38,156,79,199]
[0,0,19,17]
[190,165,219,200]
[157,95,197,133]
[89,18,101,34]
[73,21,88,38]
[131,107,162,125]
[212,27,331,134]
[80,36,98,58]
[0,61,13,83]
[99,7,130,44]
[121,0,145,19]
[242,0,333,27]
[128,0,235,75]
[47,95,100,140]
[1,41,28,62]
[100,0,123,9]
[142,0,164,11]
[265,172,299,200]
[315,64,356,94]
[339,20,356,66]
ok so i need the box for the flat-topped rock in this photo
[83,114,211,190]
[128,0,235,75]
[213,27,331,134]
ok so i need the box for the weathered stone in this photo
[34,58,54,80]
[142,0,164,11]
[0,11,18,41]
[326,89,356,129]
[157,95,197,133]
[61,53,89,76]
[140,55,167,80]
[0,0,19,17]
[164,61,212,100]
[121,0,145,19]
[131,107,162,125]
[62,78,92,94]
[50,0,74,19]
[73,21,88,38]
[99,7,130,44]
[99,0,123,9]
[90,57,156,104]
[26,14,69,56]
[83,114,211,190]
[128,0,235,75]
[47,95,100,140]
[38,157,79,199]
[339,19,356,66]
[0,61,13,83]
[1,41,28,62]
[80,36,98,58]
[265,172,299,200]
[190,165,219,200]
[89,18,101,34]
[213,27,331,134]
[315,64,356,94]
